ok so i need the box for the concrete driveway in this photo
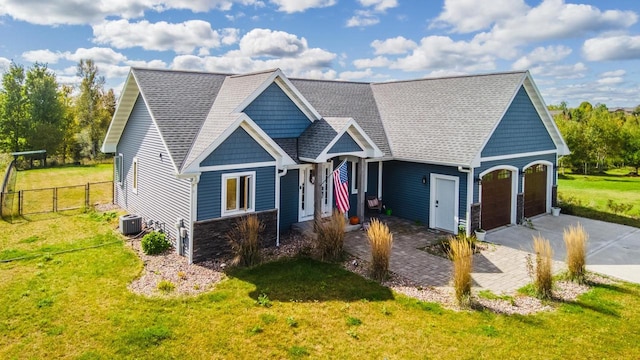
[487,214,640,284]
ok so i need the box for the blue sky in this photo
[1,0,639,107]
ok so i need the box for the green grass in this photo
[558,168,640,228]
[1,215,640,358]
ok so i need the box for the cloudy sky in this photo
[1,0,639,107]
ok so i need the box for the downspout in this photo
[457,166,472,237]
[276,166,289,247]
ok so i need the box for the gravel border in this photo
[125,231,618,315]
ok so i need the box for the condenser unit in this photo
[120,214,142,235]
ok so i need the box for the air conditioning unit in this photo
[120,214,142,235]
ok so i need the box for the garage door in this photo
[481,169,512,230]
[524,164,547,218]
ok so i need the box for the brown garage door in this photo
[481,169,512,230]
[524,164,547,218]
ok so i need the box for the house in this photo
[101,68,569,263]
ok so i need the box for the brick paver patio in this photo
[343,216,565,295]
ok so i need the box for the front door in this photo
[430,174,459,233]
[299,164,332,221]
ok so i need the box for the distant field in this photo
[558,168,640,228]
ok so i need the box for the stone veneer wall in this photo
[470,203,481,232]
[192,209,277,263]
[551,185,558,208]
[516,193,524,224]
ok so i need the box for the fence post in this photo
[112,181,115,204]
[53,187,57,212]
[85,183,90,210]
[18,190,22,215]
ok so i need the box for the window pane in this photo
[226,178,237,211]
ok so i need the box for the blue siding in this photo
[279,169,299,232]
[197,166,276,221]
[244,82,311,138]
[481,87,556,157]
[473,153,556,202]
[200,127,274,167]
[115,94,191,250]
[328,133,363,154]
[382,161,468,224]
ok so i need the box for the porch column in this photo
[357,158,366,221]
[313,162,323,229]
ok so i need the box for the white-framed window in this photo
[222,171,256,216]
[114,154,123,185]
[132,157,139,194]
[350,160,367,194]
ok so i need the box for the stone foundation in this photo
[516,192,524,224]
[192,209,278,263]
[552,185,558,208]
[470,203,481,232]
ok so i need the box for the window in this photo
[132,157,139,194]
[350,161,367,194]
[222,172,255,216]
[114,154,123,184]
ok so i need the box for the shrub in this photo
[449,237,473,306]
[141,231,171,255]
[563,223,588,283]
[366,218,393,281]
[316,210,346,262]
[606,199,634,214]
[157,280,175,293]
[532,235,554,299]
[257,293,272,308]
[227,214,264,267]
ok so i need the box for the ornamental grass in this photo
[366,218,393,281]
[564,223,588,283]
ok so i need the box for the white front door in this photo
[430,174,459,234]
[299,164,333,221]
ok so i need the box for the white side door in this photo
[430,174,459,234]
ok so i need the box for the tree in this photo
[76,59,106,159]
[0,62,28,152]
[59,85,80,163]
[24,63,64,154]
[622,124,640,174]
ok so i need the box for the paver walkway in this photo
[343,216,565,294]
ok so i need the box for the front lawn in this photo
[558,168,640,228]
[1,213,640,359]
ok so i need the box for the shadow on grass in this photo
[560,203,640,228]
[229,257,394,303]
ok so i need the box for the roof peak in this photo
[372,70,528,86]
[131,67,233,77]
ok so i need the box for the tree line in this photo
[551,102,640,174]
[0,60,115,164]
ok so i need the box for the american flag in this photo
[333,161,350,213]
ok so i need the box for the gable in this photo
[244,82,311,139]
[481,86,556,158]
[200,127,274,167]
[328,132,363,154]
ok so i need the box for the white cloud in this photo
[512,45,572,70]
[338,68,374,80]
[583,35,640,61]
[601,69,626,77]
[92,20,238,54]
[432,0,528,33]
[67,47,128,64]
[346,10,379,27]
[530,62,587,79]
[238,28,308,57]
[597,77,624,85]
[358,0,397,12]
[0,0,262,25]
[371,36,417,55]
[0,57,11,72]
[22,49,63,64]
[353,56,392,69]
[269,0,335,13]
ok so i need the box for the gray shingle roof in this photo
[371,72,527,166]
[183,69,277,169]
[290,79,391,157]
[298,117,351,160]
[132,68,227,170]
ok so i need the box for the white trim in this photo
[275,167,281,247]
[466,167,474,237]
[188,174,200,264]
[351,160,367,195]
[183,114,295,173]
[393,157,469,168]
[479,165,519,226]
[221,171,256,217]
[429,174,460,234]
[378,161,383,199]
[199,161,276,172]
[132,157,139,194]
[480,150,557,163]
[313,119,384,163]
[101,70,139,153]
[523,160,554,214]
[232,69,322,121]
